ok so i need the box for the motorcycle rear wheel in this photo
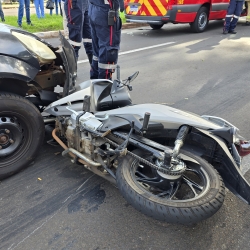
[116,149,225,224]
[0,93,44,180]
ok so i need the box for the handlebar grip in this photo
[142,112,151,132]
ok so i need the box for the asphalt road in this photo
[1,21,250,250]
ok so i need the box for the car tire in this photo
[0,93,44,179]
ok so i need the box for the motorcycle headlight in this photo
[12,31,56,64]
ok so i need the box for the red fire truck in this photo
[124,0,231,32]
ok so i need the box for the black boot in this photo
[87,53,93,65]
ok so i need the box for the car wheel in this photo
[0,93,44,179]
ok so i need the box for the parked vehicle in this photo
[125,0,230,32]
[0,23,77,179]
[43,69,250,224]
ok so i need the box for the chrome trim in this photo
[126,19,162,24]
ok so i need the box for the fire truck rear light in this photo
[162,17,169,20]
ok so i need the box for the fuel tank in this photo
[95,103,221,130]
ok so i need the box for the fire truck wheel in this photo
[149,24,164,30]
[190,6,209,33]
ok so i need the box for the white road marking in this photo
[77,42,175,64]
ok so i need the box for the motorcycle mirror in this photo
[128,71,139,83]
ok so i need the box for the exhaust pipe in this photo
[62,148,101,167]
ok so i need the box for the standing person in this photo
[17,0,33,27]
[50,0,62,15]
[64,0,92,63]
[0,0,5,22]
[223,0,245,34]
[245,0,250,25]
[88,0,124,80]
[61,0,69,39]
[34,0,45,18]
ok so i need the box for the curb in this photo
[34,23,149,39]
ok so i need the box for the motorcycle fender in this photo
[0,55,39,81]
[59,32,77,97]
[196,127,250,205]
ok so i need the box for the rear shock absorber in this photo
[172,125,190,159]
[163,125,190,169]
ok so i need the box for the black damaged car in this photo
[0,23,77,179]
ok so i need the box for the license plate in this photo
[130,5,138,12]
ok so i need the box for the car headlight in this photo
[12,31,56,64]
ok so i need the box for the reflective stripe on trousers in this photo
[224,0,244,31]
[89,3,122,80]
[64,0,92,58]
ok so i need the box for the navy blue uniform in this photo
[88,0,124,80]
[223,0,244,33]
[64,0,92,60]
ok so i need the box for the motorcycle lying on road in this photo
[1,24,250,225]
[44,67,250,225]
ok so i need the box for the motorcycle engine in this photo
[58,112,103,156]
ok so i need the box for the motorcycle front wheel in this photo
[116,149,225,224]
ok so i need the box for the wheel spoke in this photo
[169,182,180,200]
[182,175,203,197]
[157,182,174,199]
[157,190,169,198]
[136,176,162,185]
[135,169,166,188]
[185,166,199,175]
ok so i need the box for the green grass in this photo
[3,12,126,34]
[4,14,63,33]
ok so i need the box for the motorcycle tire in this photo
[116,149,225,224]
[0,93,45,180]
